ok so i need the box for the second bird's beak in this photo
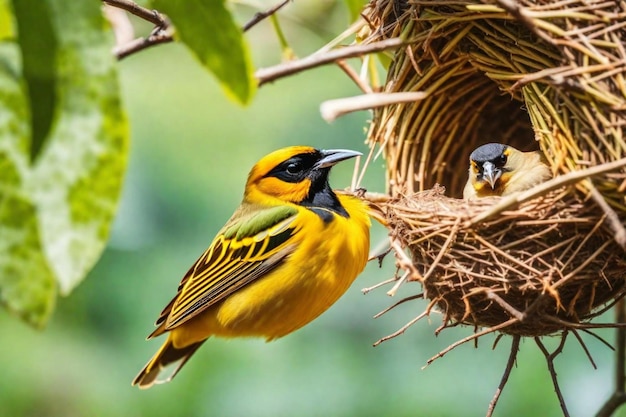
[482,161,502,189]
[315,149,362,169]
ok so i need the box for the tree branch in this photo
[242,0,291,32]
[255,38,404,86]
[102,0,168,27]
[113,30,174,60]
[102,0,172,60]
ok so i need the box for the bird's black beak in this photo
[482,161,502,189]
[315,149,362,169]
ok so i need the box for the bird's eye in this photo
[264,154,317,183]
[286,162,302,174]
[498,154,507,165]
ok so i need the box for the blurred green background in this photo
[1,1,622,416]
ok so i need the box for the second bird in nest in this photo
[463,143,551,200]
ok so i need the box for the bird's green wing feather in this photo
[155,204,300,331]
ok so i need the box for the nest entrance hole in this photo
[387,70,538,196]
[437,79,536,197]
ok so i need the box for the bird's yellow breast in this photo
[170,195,370,345]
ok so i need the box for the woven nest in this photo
[361,0,626,342]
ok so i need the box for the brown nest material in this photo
[385,184,626,337]
[357,0,626,414]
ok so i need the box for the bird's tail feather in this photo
[132,337,205,389]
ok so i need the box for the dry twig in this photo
[373,308,431,347]
[425,319,520,367]
[373,294,424,319]
[242,0,291,32]
[255,38,404,86]
[487,336,521,417]
[102,0,172,59]
[103,0,166,26]
[320,92,428,122]
[586,181,626,249]
[596,298,626,417]
[535,335,571,417]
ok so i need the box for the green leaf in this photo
[12,0,57,162]
[0,44,57,327]
[0,0,14,40]
[345,0,368,22]
[0,0,129,327]
[153,0,256,105]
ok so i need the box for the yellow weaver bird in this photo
[132,146,371,389]
[463,143,551,200]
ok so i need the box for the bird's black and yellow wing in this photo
[148,204,300,338]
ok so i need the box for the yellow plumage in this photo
[132,146,371,389]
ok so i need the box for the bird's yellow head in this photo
[245,146,361,205]
[468,143,515,196]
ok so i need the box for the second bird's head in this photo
[468,143,513,193]
[245,146,361,203]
